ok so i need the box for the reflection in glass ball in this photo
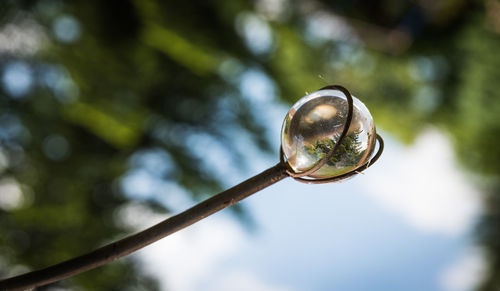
[281,88,376,179]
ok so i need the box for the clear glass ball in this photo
[281,88,376,179]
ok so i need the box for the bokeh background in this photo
[1,0,500,290]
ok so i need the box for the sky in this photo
[122,100,485,291]
[113,67,488,291]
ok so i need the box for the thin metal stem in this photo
[0,84,384,290]
[0,163,288,291]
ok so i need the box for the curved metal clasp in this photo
[279,85,384,184]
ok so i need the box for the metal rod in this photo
[0,163,288,291]
[0,84,384,290]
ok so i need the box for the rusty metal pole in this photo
[0,163,288,291]
[0,85,384,291]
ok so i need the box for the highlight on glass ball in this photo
[281,87,377,179]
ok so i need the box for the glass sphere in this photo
[281,88,376,179]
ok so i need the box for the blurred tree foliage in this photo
[1,0,500,290]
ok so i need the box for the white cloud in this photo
[207,270,297,291]
[135,212,296,291]
[138,217,241,291]
[360,129,481,236]
[440,248,486,291]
